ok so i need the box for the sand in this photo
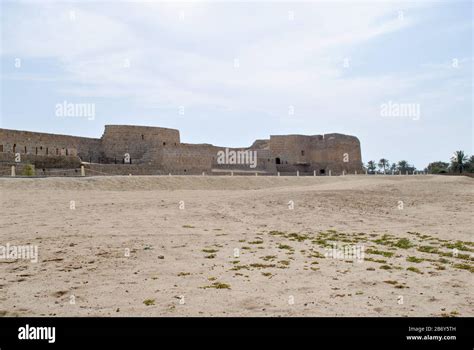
[0,175,472,316]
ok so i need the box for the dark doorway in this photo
[319,169,325,175]
[275,157,281,164]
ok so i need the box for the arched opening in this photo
[301,150,305,156]
[275,157,281,164]
[319,169,325,175]
[13,144,16,153]
[141,134,144,140]
[163,142,166,146]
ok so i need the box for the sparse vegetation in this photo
[202,282,231,290]
[407,266,423,274]
[393,238,413,249]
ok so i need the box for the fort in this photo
[0,125,363,176]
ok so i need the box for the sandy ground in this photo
[0,175,472,317]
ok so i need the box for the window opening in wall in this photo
[56,148,59,155]
[35,147,38,155]
[24,146,27,153]
[301,150,305,156]
[275,157,281,164]
[46,148,48,155]
[13,144,16,153]
[141,134,144,140]
[0,145,3,152]
[320,169,326,175]
[163,142,166,146]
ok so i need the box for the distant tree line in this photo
[365,151,473,175]
[365,159,416,174]
[426,151,473,174]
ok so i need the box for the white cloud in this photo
[1,1,468,125]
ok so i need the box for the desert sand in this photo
[0,175,472,316]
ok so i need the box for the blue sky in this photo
[1,0,472,169]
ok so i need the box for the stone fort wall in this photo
[0,125,363,175]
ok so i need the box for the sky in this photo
[1,0,472,169]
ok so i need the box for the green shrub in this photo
[22,164,35,176]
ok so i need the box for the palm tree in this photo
[397,160,409,173]
[468,155,474,173]
[378,158,389,174]
[451,151,468,173]
[390,163,397,173]
[367,160,376,174]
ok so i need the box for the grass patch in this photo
[418,246,439,254]
[268,230,286,236]
[143,299,155,306]
[261,255,276,261]
[406,256,424,263]
[182,225,195,229]
[202,282,231,290]
[202,248,218,253]
[249,263,275,269]
[393,238,414,249]
[366,249,394,258]
[383,280,398,285]
[287,233,310,242]
[443,241,472,252]
[248,240,264,245]
[452,263,474,273]
[365,257,387,263]
[407,266,423,274]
